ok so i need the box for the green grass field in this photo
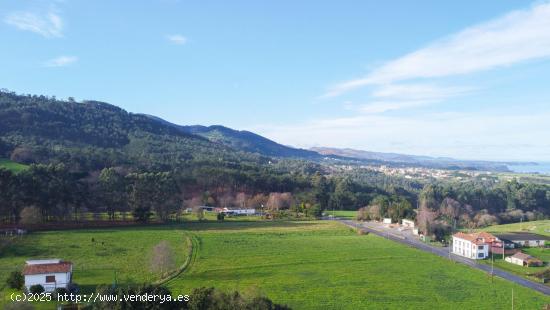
[479,220,550,287]
[324,210,357,219]
[484,220,550,237]
[0,226,190,308]
[166,221,550,309]
[2,221,550,309]
[0,158,28,173]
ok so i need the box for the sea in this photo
[507,162,550,175]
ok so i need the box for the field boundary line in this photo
[154,232,198,286]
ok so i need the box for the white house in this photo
[23,259,73,292]
[452,232,497,260]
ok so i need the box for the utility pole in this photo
[491,253,494,279]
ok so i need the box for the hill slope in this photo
[179,125,319,158]
[143,115,319,158]
[0,91,264,170]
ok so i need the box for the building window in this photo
[478,253,484,258]
[45,275,55,283]
[478,246,484,250]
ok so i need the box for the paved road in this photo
[332,218,550,296]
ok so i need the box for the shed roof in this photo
[495,232,550,241]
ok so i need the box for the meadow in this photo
[167,221,550,309]
[0,226,190,308]
[1,220,550,309]
[0,158,28,173]
[484,220,550,236]
[324,210,357,219]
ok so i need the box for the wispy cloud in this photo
[43,55,78,67]
[4,10,63,38]
[324,1,550,97]
[166,34,187,45]
[357,84,473,114]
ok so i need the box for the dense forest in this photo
[1,90,550,239]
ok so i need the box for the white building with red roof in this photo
[452,232,497,259]
[23,259,73,292]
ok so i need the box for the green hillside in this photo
[0,91,266,171]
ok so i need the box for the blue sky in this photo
[1,0,550,161]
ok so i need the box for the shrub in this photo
[29,284,44,294]
[67,282,80,294]
[6,271,24,289]
[54,288,69,299]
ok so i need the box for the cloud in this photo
[357,84,473,114]
[324,1,550,97]
[4,10,63,38]
[43,55,78,67]
[166,34,187,45]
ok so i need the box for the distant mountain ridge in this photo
[311,147,512,171]
[143,115,319,158]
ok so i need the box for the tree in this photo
[99,168,127,221]
[193,206,205,221]
[6,271,24,289]
[150,241,176,275]
[127,173,156,223]
[18,207,42,225]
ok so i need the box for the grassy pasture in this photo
[167,221,550,309]
[0,158,28,173]
[0,226,190,308]
[1,220,549,309]
[484,220,550,237]
[324,210,357,219]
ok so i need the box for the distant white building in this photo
[401,219,415,228]
[505,252,543,267]
[382,218,392,224]
[23,259,73,292]
[223,208,256,215]
[452,232,496,260]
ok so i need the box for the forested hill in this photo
[0,91,270,170]
[144,115,319,158]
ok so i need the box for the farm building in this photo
[221,208,256,215]
[494,233,549,248]
[452,232,497,259]
[23,259,73,292]
[505,252,543,267]
[401,219,415,228]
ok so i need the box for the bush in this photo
[6,271,24,289]
[67,282,80,294]
[54,288,69,299]
[29,284,44,294]
[217,212,225,221]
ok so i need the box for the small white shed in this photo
[382,218,392,224]
[401,219,415,228]
[23,259,73,292]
